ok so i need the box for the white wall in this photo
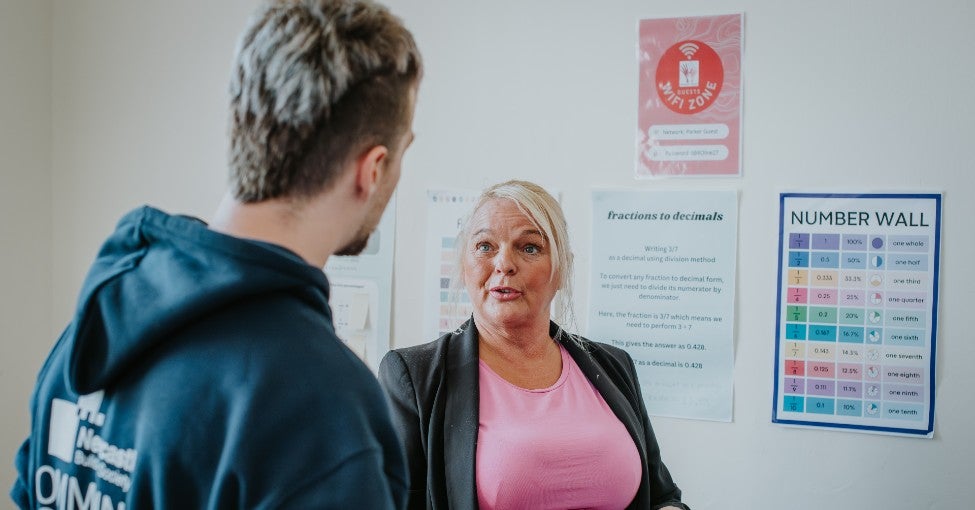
[0,0,52,498]
[50,0,258,320]
[3,0,972,507]
[388,2,974,509]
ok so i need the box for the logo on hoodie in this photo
[35,391,138,508]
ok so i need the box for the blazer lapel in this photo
[443,320,480,510]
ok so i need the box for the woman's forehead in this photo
[469,199,540,232]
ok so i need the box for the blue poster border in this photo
[771,192,941,436]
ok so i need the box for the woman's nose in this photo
[493,248,516,274]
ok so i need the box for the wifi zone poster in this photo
[636,14,743,178]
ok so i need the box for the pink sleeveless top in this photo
[476,344,642,509]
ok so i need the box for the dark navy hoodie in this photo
[11,206,407,509]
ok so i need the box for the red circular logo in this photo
[655,40,724,114]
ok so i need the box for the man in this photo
[12,0,421,507]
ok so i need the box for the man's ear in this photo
[354,144,388,199]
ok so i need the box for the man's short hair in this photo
[229,0,422,202]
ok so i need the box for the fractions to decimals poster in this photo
[589,189,738,422]
[773,193,942,437]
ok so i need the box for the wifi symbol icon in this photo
[679,42,700,58]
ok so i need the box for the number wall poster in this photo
[773,193,942,437]
[636,14,743,178]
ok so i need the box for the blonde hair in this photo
[455,180,577,334]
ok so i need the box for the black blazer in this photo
[378,319,690,510]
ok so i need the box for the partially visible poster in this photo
[588,189,738,421]
[636,14,743,178]
[422,189,479,342]
[324,196,396,372]
[773,193,942,437]
[329,278,378,361]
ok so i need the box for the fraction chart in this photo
[773,193,941,436]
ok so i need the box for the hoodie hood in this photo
[66,206,330,394]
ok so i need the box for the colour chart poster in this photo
[773,193,942,437]
[636,14,743,178]
[422,189,478,342]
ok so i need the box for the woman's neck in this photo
[476,317,562,389]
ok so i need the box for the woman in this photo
[379,180,689,510]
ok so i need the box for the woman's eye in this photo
[475,243,491,252]
[524,244,540,254]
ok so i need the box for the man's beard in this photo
[336,179,394,256]
[335,225,372,256]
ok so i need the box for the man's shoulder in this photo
[152,294,374,400]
